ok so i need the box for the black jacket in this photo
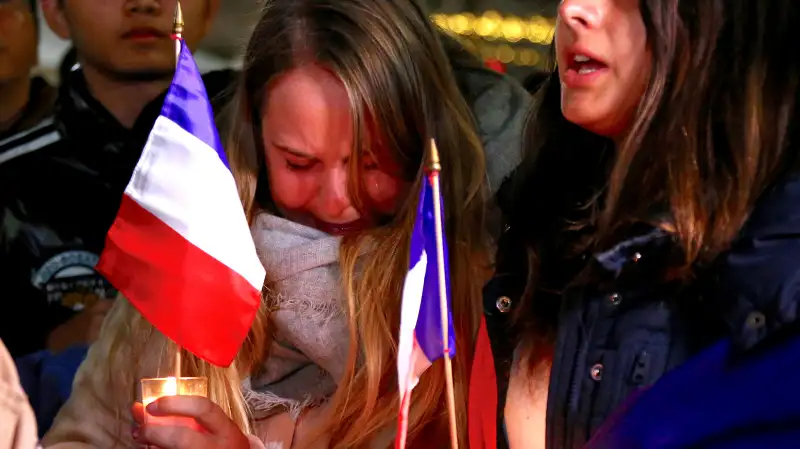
[478,152,800,449]
[0,68,235,358]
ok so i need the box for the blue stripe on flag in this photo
[409,177,456,362]
[159,40,229,169]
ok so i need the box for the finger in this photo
[138,423,209,449]
[132,402,145,425]
[147,396,230,435]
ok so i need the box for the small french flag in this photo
[96,40,265,367]
[396,174,456,448]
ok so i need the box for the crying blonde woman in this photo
[42,0,530,448]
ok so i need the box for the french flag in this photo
[396,174,456,448]
[96,40,265,367]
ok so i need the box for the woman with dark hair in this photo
[470,1,800,448]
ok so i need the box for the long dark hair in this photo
[511,1,800,343]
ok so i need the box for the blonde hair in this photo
[104,0,488,447]
[102,295,269,436]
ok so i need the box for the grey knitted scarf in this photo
[243,212,350,420]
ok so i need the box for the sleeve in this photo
[710,174,800,351]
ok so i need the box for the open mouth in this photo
[567,53,608,75]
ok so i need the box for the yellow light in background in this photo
[448,13,473,35]
[501,16,524,42]
[451,36,546,67]
[431,14,448,30]
[474,10,502,39]
[518,49,541,66]
[432,11,555,46]
[527,16,555,44]
[497,44,516,64]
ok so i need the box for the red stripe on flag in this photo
[396,388,412,449]
[468,316,498,449]
[96,194,261,367]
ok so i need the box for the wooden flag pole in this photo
[173,1,184,386]
[427,139,459,449]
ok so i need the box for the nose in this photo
[125,0,162,16]
[319,167,355,221]
[558,0,603,30]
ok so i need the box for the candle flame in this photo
[163,377,178,396]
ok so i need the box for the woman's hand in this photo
[131,396,255,449]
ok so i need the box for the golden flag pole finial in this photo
[173,2,184,38]
[426,138,442,174]
[173,2,184,65]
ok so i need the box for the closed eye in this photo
[286,159,314,171]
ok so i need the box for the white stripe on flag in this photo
[125,116,265,290]
[397,251,430,398]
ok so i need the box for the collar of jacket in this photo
[56,70,141,154]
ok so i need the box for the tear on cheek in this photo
[368,178,414,217]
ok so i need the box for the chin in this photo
[562,109,617,137]
[562,108,597,129]
[112,62,175,81]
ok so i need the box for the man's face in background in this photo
[43,0,219,81]
[0,0,38,83]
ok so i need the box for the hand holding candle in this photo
[132,394,254,449]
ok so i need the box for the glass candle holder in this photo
[140,377,208,430]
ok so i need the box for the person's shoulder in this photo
[710,172,800,351]
[441,33,532,141]
[453,65,533,195]
[0,116,63,168]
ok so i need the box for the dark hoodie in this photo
[0,68,236,358]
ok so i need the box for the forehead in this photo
[263,65,355,161]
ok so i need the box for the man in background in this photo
[0,0,56,140]
[0,0,228,359]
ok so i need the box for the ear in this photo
[202,0,221,36]
[40,0,70,40]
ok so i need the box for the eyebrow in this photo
[272,142,314,159]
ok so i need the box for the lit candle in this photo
[140,376,208,429]
[142,376,178,406]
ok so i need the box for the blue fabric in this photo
[409,175,455,362]
[159,39,228,168]
[585,334,800,449]
[15,345,89,437]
